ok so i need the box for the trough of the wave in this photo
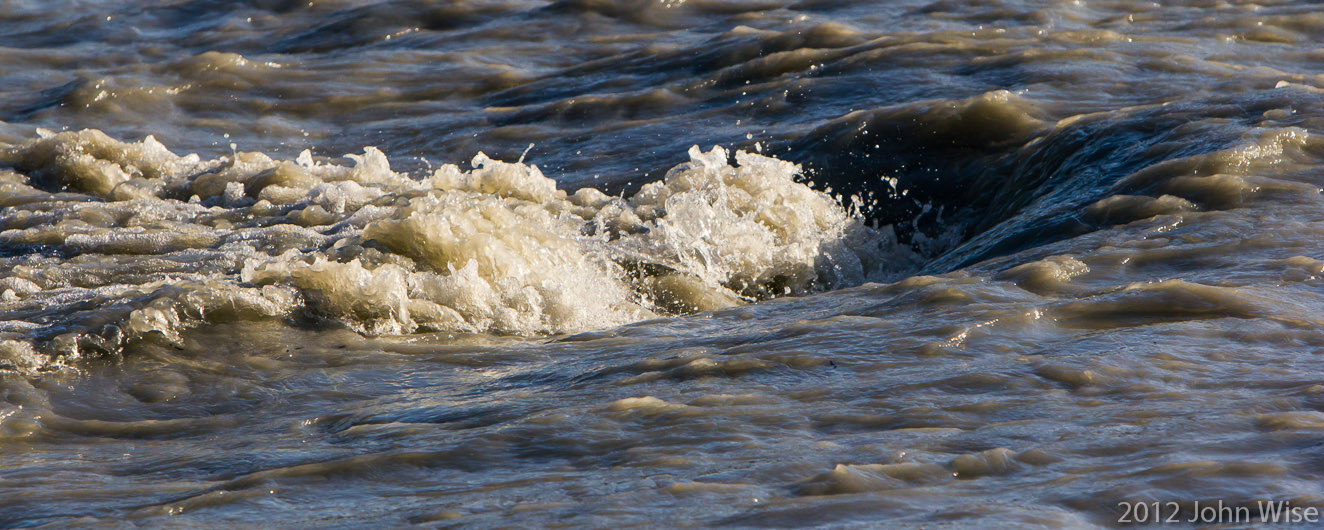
[6,0,1324,528]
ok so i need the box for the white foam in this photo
[0,131,918,370]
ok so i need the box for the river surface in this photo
[5,0,1324,528]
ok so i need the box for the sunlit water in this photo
[5,0,1324,527]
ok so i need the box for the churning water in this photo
[5,0,1324,527]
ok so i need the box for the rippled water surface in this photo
[6,0,1324,527]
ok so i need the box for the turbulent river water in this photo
[6,0,1324,527]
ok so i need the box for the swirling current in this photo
[5,0,1324,527]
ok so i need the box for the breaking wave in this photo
[0,129,917,371]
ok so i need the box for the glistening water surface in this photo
[4,0,1324,527]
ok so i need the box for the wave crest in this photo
[0,130,916,371]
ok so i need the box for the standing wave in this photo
[0,130,917,372]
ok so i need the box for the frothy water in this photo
[6,0,1324,528]
[0,130,910,370]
